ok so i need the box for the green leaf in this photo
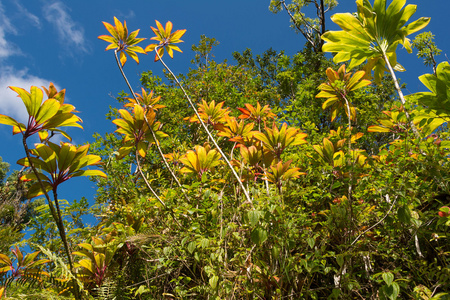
[35,99,60,124]
[71,169,107,178]
[187,241,196,254]
[29,86,44,117]
[251,228,268,245]
[306,237,315,249]
[0,266,12,274]
[77,258,95,274]
[397,206,411,224]
[22,251,40,266]
[0,114,21,127]
[382,271,394,286]
[200,238,209,249]
[0,253,12,266]
[248,210,260,227]
[368,125,391,133]
[384,282,400,300]
[209,275,219,289]
[336,255,344,268]
[26,181,52,198]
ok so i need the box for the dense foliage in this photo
[0,0,449,299]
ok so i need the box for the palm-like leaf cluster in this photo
[322,0,430,82]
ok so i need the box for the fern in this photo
[32,243,88,298]
[93,278,117,300]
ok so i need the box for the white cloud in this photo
[43,1,89,53]
[0,67,56,123]
[0,1,19,60]
[13,1,41,29]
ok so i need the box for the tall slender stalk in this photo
[135,150,182,227]
[382,52,421,139]
[341,93,354,221]
[113,50,190,203]
[22,136,80,300]
[135,150,165,207]
[154,47,253,204]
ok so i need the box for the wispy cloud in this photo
[43,1,89,54]
[0,1,19,60]
[0,67,55,123]
[14,1,41,29]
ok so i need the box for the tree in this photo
[269,0,338,53]
[412,31,442,75]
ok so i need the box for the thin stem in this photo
[135,150,182,227]
[113,50,189,202]
[351,194,398,246]
[22,136,80,300]
[52,188,76,276]
[22,137,58,226]
[258,122,270,196]
[155,47,253,204]
[382,52,420,139]
[135,151,165,207]
[341,93,354,222]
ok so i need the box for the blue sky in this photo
[0,0,448,213]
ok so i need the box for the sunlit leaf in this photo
[322,0,430,83]
[98,17,146,66]
[179,143,221,178]
[18,142,105,197]
[253,123,307,161]
[145,20,186,61]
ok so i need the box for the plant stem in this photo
[114,50,189,203]
[351,194,398,246]
[134,150,182,227]
[155,47,253,204]
[382,52,421,139]
[341,93,354,222]
[135,151,165,207]
[22,137,80,300]
[52,188,76,276]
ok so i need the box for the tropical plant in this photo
[98,17,146,66]
[112,106,167,159]
[321,0,430,83]
[265,160,305,194]
[412,61,450,119]
[179,144,222,179]
[0,82,107,300]
[145,20,186,61]
[316,64,371,123]
[0,247,50,297]
[73,237,118,291]
[253,122,308,162]
[17,142,106,198]
[0,84,81,140]
[321,0,430,138]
